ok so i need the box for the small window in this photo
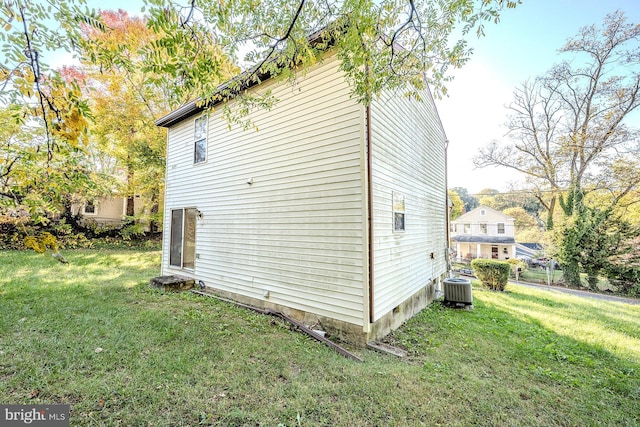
[194,115,207,164]
[393,192,405,232]
[497,223,505,234]
[479,223,487,234]
[480,209,486,216]
[83,201,97,215]
[463,223,470,234]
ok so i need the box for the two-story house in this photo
[155,49,449,344]
[450,205,515,262]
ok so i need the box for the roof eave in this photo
[154,26,338,128]
[154,100,202,128]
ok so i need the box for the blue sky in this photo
[436,0,640,193]
[80,1,640,194]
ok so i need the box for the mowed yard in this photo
[1,249,638,426]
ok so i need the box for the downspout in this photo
[445,138,451,276]
[366,105,374,323]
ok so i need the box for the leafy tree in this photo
[142,0,520,106]
[503,206,542,241]
[448,189,464,220]
[478,189,542,215]
[553,203,634,289]
[77,9,238,232]
[451,187,478,212]
[474,11,640,230]
[0,0,100,221]
[605,235,640,296]
[0,103,96,224]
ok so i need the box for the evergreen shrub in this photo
[471,259,511,291]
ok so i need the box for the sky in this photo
[74,0,640,195]
[435,0,640,194]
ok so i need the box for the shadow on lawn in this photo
[2,249,639,426]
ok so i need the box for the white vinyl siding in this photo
[162,56,366,326]
[369,89,448,321]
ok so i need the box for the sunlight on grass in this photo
[475,285,640,363]
[0,250,161,291]
[1,249,639,426]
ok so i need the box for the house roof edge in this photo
[155,25,338,128]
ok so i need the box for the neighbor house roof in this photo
[452,205,515,223]
[451,235,515,244]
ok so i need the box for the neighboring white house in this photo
[155,51,449,344]
[450,205,516,262]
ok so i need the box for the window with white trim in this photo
[497,223,505,234]
[194,115,207,164]
[393,192,405,232]
[479,223,487,234]
[463,223,470,234]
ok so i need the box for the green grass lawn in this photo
[1,249,639,426]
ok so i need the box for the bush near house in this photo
[471,259,510,291]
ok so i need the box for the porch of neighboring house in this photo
[452,241,515,264]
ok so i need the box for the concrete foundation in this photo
[192,274,442,346]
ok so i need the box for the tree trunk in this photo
[546,196,556,230]
[126,159,135,217]
[149,192,159,233]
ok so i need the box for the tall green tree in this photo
[142,0,520,106]
[448,189,464,220]
[0,0,101,222]
[77,9,238,232]
[451,187,478,212]
[553,202,634,289]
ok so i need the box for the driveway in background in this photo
[509,280,640,305]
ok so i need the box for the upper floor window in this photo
[463,223,470,234]
[479,223,487,234]
[480,209,486,216]
[497,223,505,234]
[194,115,207,164]
[393,192,405,232]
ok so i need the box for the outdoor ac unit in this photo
[443,278,473,305]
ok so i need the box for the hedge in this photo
[471,259,511,291]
